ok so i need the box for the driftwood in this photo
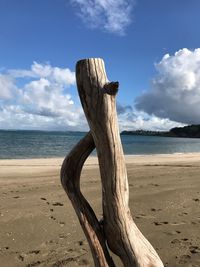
[61,132,115,267]
[61,58,164,267]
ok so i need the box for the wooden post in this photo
[61,58,164,267]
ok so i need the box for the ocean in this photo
[1,130,200,159]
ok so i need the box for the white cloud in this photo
[9,62,76,86]
[0,62,87,131]
[22,78,74,117]
[0,60,187,132]
[71,0,134,35]
[135,48,200,125]
[0,74,16,100]
[117,105,183,132]
[0,104,86,131]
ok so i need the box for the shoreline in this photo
[1,151,200,165]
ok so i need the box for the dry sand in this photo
[0,153,200,267]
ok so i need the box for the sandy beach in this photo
[0,153,200,267]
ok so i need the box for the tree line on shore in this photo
[121,124,200,138]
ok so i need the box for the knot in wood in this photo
[103,81,119,95]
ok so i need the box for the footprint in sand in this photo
[59,234,68,239]
[50,216,56,221]
[151,208,162,212]
[170,221,186,226]
[163,230,181,236]
[181,238,188,241]
[171,239,181,245]
[151,208,157,212]
[18,255,24,262]
[154,221,169,226]
[29,250,40,255]
[178,212,188,216]
[52,202,64,206]
[18,250,40,265]
[26,260,41,267]
[135,214,155,219]
[78,259,90,265]
[171,238,191,246]
[150,183,160,187]
[190,246,200,254]
[52,257,75,266]
[40,197,50,206]
[179,254,191,264]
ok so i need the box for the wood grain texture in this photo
[60,132,115,267]
[75,58,164,267]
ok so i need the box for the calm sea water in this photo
[1,130,200,159]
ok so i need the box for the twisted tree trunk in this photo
[60,132,115,267]
[61,58,164,267]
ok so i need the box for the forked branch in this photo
[61,58,164,267]
[60,132,115,267]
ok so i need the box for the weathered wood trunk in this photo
[61,132,115,267]
[61,58,164,267]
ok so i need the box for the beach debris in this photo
[60,58,164,267]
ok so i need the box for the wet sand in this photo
[0,153,200,266]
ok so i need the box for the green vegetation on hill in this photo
[121,125,200,138]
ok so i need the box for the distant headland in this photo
[121,124,200,138]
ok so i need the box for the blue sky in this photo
[1,0,200,131]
